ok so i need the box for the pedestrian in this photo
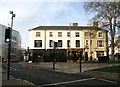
[90,55,92,61]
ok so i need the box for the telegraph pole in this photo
[7,11,15,80]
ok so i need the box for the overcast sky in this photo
[0,0,96,48]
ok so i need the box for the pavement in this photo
[1,62,120,86]
[1,68,36,87]
[20,62,120,82]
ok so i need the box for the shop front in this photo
[66,48,84,62]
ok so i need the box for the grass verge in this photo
[92,65,120,73]
[83,61,120,64]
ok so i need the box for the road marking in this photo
[39,78,96,86]
[23,80,36,85]
[97,78,118,84]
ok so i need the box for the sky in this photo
[0,0,96,48]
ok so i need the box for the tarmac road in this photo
[2,62,119,87]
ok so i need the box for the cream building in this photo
[29,23,108,62]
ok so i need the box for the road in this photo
[2,62,119,87]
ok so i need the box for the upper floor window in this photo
[86,40,88,45]
[76,40,80,47]
[58,40,62,47]
[90,40,93,45]
[36,32,40,37]
[67,40,70,47]
[85,32,89,38]
[67,32,70,37]
[34,40,42,47]
[49,32,53,37]
[75,32,80,37]
[49,40,53,47]
[98,31,103,38]
[58,32,62,37]
[97,40,104,47]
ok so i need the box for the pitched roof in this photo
[29,25,102,31]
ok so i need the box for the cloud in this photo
[0,1,92,48]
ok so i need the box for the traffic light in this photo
[5,27,11,43]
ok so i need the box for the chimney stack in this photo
[72,23,78,26]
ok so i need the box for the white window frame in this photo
[49,32,53,37]
[49,40,54,47]
[85,32,89,38]
[76,40,80,47]
[86,40,88,45]
[98,31,103,38]
[75,32,80,37]
[36,32,40,37]
[67,32,70,37]
[58,32,62,37]
[58,40,62,47]
[67,40,70,47]
[34,40,42,47]
[97,40,104,47]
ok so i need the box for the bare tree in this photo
[83,2,120,61]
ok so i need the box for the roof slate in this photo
[29,26,100,31]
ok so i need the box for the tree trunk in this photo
[111,37,115,61]
[110,19,115,61]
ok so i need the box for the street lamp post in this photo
[7,11,15,80]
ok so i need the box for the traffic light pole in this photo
[7,22,12,80]
[7,11,15,80]
[7,34,11,80]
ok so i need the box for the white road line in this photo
[23,80,36,85]
[39,78,96,86]
[97,78,118,84]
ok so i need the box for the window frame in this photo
[98,31,103,38]
[58,40,62,47]
[58,32,62,37]
[36,32,40,37]
[67,32,70,37]
[97,40,104,47]
[49,32,53,37]
[86,40,88,45]
[76,40,80,47]
[75,32,80,37]
[67,40,70,47]
[85,32,89,38]
[34,40,42,47]
[49,40,53,47]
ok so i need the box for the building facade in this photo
[0,24,22,61]
[29,23,108,62]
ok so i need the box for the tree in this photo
[83,2,120,61]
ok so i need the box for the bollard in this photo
[79,58,82,73]
[53,59,56,69]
